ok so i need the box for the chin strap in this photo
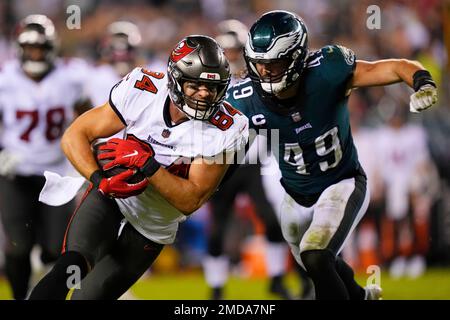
[180,103,215,120]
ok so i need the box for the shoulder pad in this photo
[313,45,356,85]
[321,45,356,67]
[109,67,167,125]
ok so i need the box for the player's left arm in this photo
[350,59,438,112]
[147,153,233,215]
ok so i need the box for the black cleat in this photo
[211,287,223,300]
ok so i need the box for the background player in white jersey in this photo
[86,20,166,108]
[87,21,143,107]
[28,35,248,300]
[0,15,90,299]
[215,19,248,86]
[376,100,439,278]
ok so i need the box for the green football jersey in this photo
[225,45,362,196]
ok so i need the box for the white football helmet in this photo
[16,14,58,77]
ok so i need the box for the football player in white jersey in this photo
[28,35,249,300]
[0,15,89,299]
[215,19,248,86]
[86,21,166,109]
[86,21,144,107]
[377,102,438,278]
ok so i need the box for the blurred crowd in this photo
[0,0,449,296]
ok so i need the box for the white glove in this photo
[409,84,438,113]
[0,149,22,178]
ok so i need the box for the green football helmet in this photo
[244,10,308,96]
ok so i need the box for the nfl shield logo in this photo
[162,129,171,138]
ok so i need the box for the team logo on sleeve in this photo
[170,40,196,63]
[336,45,355,65]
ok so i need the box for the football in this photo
[92,141,147,184]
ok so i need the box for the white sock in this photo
[265,242,288,277]
[202,255,229,288]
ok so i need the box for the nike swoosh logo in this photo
[123,150,138,158]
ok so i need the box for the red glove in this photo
[98,136,160,177]
[90,169,149,198]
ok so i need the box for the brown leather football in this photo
[92,141,147,184]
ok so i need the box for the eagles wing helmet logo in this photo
[170,40,196,63]
[248,31,305,60]
[265,31,304,59]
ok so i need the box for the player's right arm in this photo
[350,59,437,112]
[62,67,144,181]
[351,59,425,88]
[61,102,125,180]
[62,67,159,198]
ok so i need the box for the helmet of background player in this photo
[167,35,231,121]
[215,19,248,76]
[244,10,309,96]
[16,14,58,78]
[99,21,142,77]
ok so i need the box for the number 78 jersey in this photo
[225,45,362,196]
[0,59,85,175]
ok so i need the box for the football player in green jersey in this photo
[225,10,438,300]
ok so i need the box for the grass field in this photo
[1,268,450,300]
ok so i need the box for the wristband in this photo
[413,70,436,92]
[140,158,161,177]
[89,170,104,189]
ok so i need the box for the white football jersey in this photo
[352,127,383,195]
[377,124,430,219]
[0,59,87,176]
[109,67,249,244]
[84,64,121,108]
